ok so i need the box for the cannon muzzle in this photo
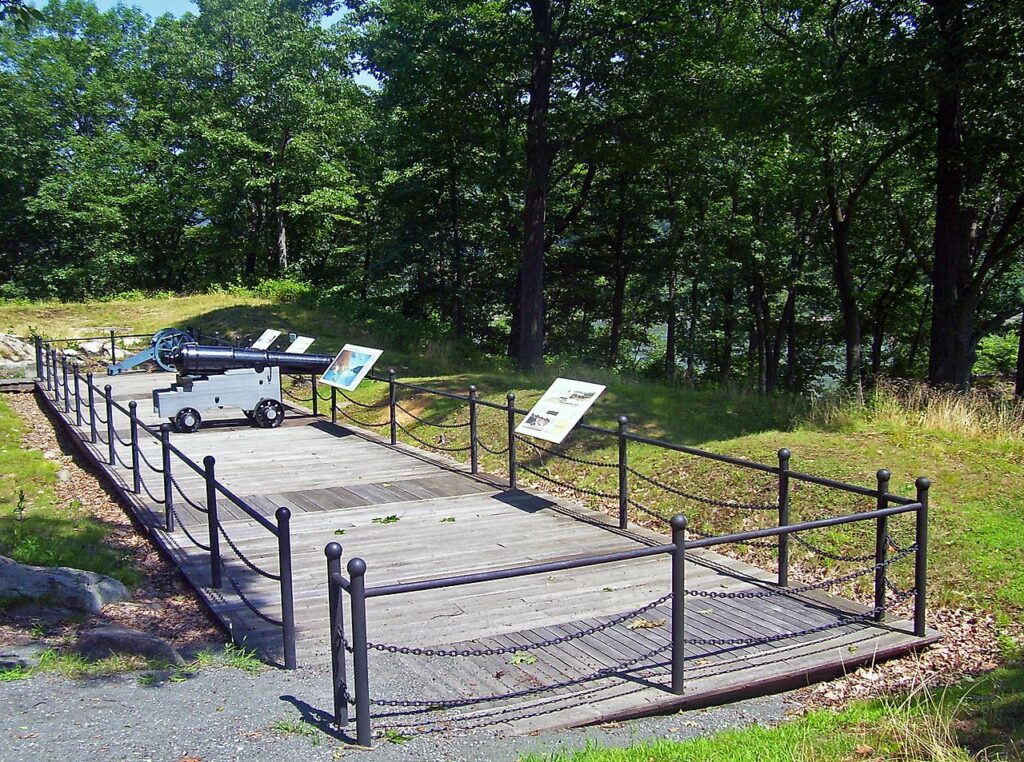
[173,344,334,375]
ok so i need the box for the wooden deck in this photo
[37,370,939,736]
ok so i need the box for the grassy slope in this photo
[0,396,138,586]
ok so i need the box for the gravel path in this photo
[0,664,800,761]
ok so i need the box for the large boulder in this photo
[0,334,34,363]
[0,555,130,614]
[75,626,184,666]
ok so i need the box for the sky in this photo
[94,0,198,16]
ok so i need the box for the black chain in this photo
[792,532,878,563]
[367,639,668,709]
[514,435,617,469]
[166,503,211,551]
[170,476,208,513]
[687,545,916,600]
[396,401,470,429]
[476,438,510,456]
[338,389,388,410]
[112,448,133,469]
[396,422,472,452]
[626,466,776,511]
[283,386,313,403]
[684,587,917,646]
[334,405,390,429]
[111,427,133,447]
[518,464,618,500]
[137,446,164,474]
[365,593,672,657]
[137,472,165,505]
[223,566,283,627]
[217,523,281,581]
[884,577,916,598]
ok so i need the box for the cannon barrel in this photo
[173,344,334,375]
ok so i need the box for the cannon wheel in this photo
[152,328,195,372]
[173,407,202,433]
[252,398,284,429]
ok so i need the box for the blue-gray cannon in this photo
[154,344,335,432]
[108,328,195,375]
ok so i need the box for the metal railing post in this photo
[777,448,791,586]
[196,327,203,344]
[617,415,629,530]
[61,355,69,412]
[276,506,297,670]
[105,385,115,465]
[331,386,337,425]
[914,477,930,637]
[670,514,687,695]
[312,374,319,416]
[873,469,891,622]
[507,393,517,489]
[73,364,82,426]
[204,456,222,589]
[348,557,372,747]
[87,373,97,443]
[388,369,397,445]
[129,401,141,493]
[53,350,60,401]
[34,336,43,379]
[325,542,349,727]
[48,349,56,395]
[44,344,52,390]
[109,330,116,363]
[469,385,479,474]
[161,424,174,531]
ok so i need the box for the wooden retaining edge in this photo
[594,632,942,725]
[0,378,36,392]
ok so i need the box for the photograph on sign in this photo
[515,378,606,443]
[285,336,315,354]
[319,344,383,391]
[251,329,281,350]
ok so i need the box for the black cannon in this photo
[154,344,335,433]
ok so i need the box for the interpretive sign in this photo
[285,336,315,354]
[515,378,605,444]
[319,344,383,391]
[251,329,282,350]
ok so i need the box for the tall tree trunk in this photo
[825,155,863,393]
[1016,312,1024,397]
[608,197,627,367]
[448,150,465,338]
[665,268,677,381]
[927,0,973,388]
[720,286,735,382]
[516,0,558,372]
[686,277,698,381]
[272,179,288,271]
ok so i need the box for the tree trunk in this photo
[927,0,973,388]
[272,179,288,271]
[608,199,627,367]
[720,286,735,382]
[448,150,465,338]
[516,1,557,372]
[1016,313,1024,397]
[686,277,698,381]
[665,268,677,381]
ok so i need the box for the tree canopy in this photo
[1,0,1022,390]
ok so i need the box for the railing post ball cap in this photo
[104,384,112,393]
[617,415,628,427]
[325,542,343,560]
[778,448,791,462]
[129,400,137,412]
[876,468,891,482]
[275,505,291,523]
[507,392,515,402]
[915,477,931,492]
[469,384,477,394]
[670,514,688,532]
[160,422,171,433]
[203,455,216,470]
[347,557,367,576]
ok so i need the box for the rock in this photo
[0,555,130,614]
[78,339,106,356]
[43,450,59,460]
[60,348,79,358]
[0,644,48,671]
[75,626,184,666]
[0,334,35,363]
[56,469,71,482]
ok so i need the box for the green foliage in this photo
[0,396,139,585]
[974,330,1019,377]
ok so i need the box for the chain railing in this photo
[325,489,928,747]
[34,338,298,670]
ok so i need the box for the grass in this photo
[271,717,322,746]
[523,658,1024,760]
[0,395,139,586]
